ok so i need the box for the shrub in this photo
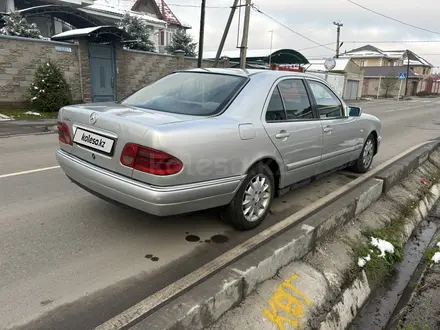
[29,60,72,112]
[117,13,155,52]
[166,28,197,57]
[0,11,42,39]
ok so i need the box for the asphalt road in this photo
[0,97,439,330]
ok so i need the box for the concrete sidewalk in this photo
[0,119,57,137]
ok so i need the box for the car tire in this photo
[221,163,275,231]
[352,133,376,173]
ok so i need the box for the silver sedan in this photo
[56,68,382,230]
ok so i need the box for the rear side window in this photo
[120,72,247,116]
[266,87,286,121]
[278,80,313,119]
[265,79,313,122]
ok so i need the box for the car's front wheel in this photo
[352,133,376,173]
[222,163,275,230]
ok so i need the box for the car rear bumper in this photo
[56,149,245,216]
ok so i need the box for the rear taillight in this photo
[120,143,183,176]
[57,121,72,145]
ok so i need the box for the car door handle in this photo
[323,126,333,132]
[275,131,290,139]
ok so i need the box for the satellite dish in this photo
[324,57,336,71]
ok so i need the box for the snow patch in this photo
[222,279,237,290]
[0,113,12,121]
[436,242,440,248]
[358,254,371,268]
[371,237,395,257]
[24,111,41,116]
[432,252,440,264]
[187,304,200,315]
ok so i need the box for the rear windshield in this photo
[120,72,247,116]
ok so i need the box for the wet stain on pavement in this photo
[185,234,200,242]
[185,233,229,244]
[40,299,54,306]
[211,234,229,244]
[145,254,159,262]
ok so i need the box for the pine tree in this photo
[0,11,42,39]
[118,13,156,52]
[166,28,197,57]
[29,60,72,112]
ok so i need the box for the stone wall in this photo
[0,36,229,106]
[115,48,228,100]
[0,35,82,107]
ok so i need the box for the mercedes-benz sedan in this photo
[56,68,382,230]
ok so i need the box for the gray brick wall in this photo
[0,35,82,107]
[116,48,229,100]
[0,36,231,107]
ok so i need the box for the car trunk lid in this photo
[58,102,201,178]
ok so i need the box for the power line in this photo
[167,3,229,8]
[345,40,440,44]
[250,4,335,52]
[347,0,440,36]
[297,43,335,51]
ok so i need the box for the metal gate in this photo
[88,43,116,102]
[344,80,359,100]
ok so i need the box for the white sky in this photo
[166,0,440,71]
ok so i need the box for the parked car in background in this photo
[56,68,382,230]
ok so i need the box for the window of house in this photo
[308,80,344,118]
[160,31,165,46]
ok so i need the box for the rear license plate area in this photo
[73,127,115,155]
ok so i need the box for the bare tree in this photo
[380,73,399,98]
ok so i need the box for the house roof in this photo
[85,1,166,26]
[362,66,421,79]
[203,48,309,65]
[92,0,191,28]
[305,58,352,72]
[50,25,132,41]
[341,44,433,68]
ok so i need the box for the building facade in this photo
[0,0,191,53]
[340,45,434,95]
[305,58,364,100]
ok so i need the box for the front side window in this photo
[308,80,344,118]
[120,72,247,116]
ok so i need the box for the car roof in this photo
[182,67,326,81]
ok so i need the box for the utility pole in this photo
[405,49,410,96]
[268,30,274,67]
[197,0,206,68]
[239,0,251,69]
[333,21,343,58]
[214,0,239,67]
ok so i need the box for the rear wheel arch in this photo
[246,157,282,193]
[370,130,378,155]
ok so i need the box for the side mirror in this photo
[348,106,362,117]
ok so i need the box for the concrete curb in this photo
[123,142,440,330]
[318,183,440,330]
